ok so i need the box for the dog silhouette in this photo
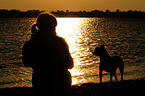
[93,44,124,83]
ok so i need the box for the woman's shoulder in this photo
[56,36,66,43]
[55,36,68,47]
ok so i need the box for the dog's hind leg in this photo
[99,70,103,83]
[119,68,124,81]
[110,71,118,82]
[113,73,118,82]
[119,59,124,82]
[119,63,124,81]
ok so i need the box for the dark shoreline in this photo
[1,9,145,18]
[0,79,144,96]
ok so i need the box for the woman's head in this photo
[37,12,57,34]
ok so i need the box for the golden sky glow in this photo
[0,0,145,11]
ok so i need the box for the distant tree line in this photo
[0,9,45,18]
[52,9,145,18]
[0,9,145,18]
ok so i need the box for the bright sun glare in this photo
[56,18,85,84]
[56,18,80,44]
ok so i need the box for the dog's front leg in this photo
[99,70,103,83]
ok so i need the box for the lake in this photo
[0,17,145,88]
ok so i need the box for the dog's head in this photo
[93,44,105,56]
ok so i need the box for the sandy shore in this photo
[0,79,144,96]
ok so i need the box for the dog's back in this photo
[112,56,124,68]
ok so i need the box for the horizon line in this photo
[1,8,145,12]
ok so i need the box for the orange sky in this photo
[0,0,145,11]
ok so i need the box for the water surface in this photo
[0,17,145,88]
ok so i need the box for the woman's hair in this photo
[36,12,57,31]
[31,24,38,34]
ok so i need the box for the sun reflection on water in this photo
[56,18,81,45]
[56,18,87,84]
[56,18,99,84]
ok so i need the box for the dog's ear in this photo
[100,44,104,48]
[95,44,99,48]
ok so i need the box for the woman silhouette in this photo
[22,12,74,95]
